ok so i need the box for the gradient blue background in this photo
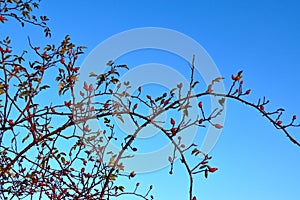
[3,0,300,199]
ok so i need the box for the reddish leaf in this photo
[208,167,218,173]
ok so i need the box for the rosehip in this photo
[130,171,136,177]
[8,120,14,126]
[260,105,264,110]
[170,118,175,125]
[64,101,71,107]
[198,101,203,108]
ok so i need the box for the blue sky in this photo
[3,0,300,199]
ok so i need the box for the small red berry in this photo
[64,101,71,107]
[198,101,203,108]
[8,120,14,126]
[171,128,177,135]
[245,89,251,94]
[260,105,264,110]
[130,171,136,177]
[170,118,175,125]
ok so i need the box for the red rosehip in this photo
[171,128,177,135]
[260,105,264,110]
[198,101,203,108]
[130,171,136,177]
[8,120,14,126]
[170,118,175,125]
[64,101,71,107]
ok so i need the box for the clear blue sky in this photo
[3,0,300,199]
